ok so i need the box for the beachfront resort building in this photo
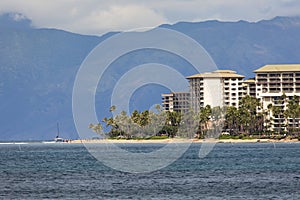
[186,70,245,111]
[243,78,256,98]
[254,64,300,132]
[161,70,245,113]
[161,65,300,132]
[161,92,190,113]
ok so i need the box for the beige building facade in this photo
[161,92,190,113]
[254,64,300,131]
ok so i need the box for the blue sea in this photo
[0,142,300,199]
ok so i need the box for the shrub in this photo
[145,135,169,140]
[219,135,240,139]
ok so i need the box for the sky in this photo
[1,0,300,35]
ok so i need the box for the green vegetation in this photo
[196,105,212,139]
[219,134,256,140]
[219,135,238,140]
[158,111,181,138]
[222,94,300,139]
[89,95,300,140]
[90,105,167,139]
[284,95,300,136]
[144,135,169,140]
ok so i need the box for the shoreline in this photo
[0,138,298,145]
[69,138,300,144]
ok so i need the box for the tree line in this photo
[89,95,300,140]
[224,94,300,138]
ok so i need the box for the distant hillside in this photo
[1,13,300,140]
[0,14,104,140]
[161,16,300,77]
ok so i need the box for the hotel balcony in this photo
[282,73,294,77]
[269,88,281,93]
[269,73,281,78]
[282,78,294,83]
[269,78,281,82]
[257,73,268,78]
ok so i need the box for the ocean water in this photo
[0,142,300,199]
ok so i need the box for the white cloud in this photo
[11,13,27,21]
[146,0,300,22]
[65,4,167,35]
[0,0,300,35]
[0,0,167,35]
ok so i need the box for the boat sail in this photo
[54,122,64,142]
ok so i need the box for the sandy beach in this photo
[69,138,299,144]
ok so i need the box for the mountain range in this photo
[1,13,300,140]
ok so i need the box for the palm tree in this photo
[265,103,273,133]
[272,103,284,134]
[115,110,133,139]
[101,105,123,138]
[166,111,181,126]
[89,106,118,137]
[255,112,264,137]
[139,110,150,127]
[131,110,140,124]
[163,111,181,138]
[109,105,116,112]
[89,123,103,135]
[238,95,260,135]
[225,106,239,135]
[154,104,162,113]
[211,106,224,125]
[284,95,300,136]
[197,105,212,138]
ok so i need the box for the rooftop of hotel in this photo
[162,92,190,96]
[243,78,255,83]
[186,69,245,79]
[254,64,300,73]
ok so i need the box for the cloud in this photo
[65,4,167,35]
[11,13,27,21]
[0,0,300,35]
[0,0,167,35]
[147,0,300,22]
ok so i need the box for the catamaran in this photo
[54,122,64,142]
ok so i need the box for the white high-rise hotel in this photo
[162,70,245,112]
[186,70,245,111]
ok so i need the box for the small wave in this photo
[42,141,56,144]
[0,142,28,145]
